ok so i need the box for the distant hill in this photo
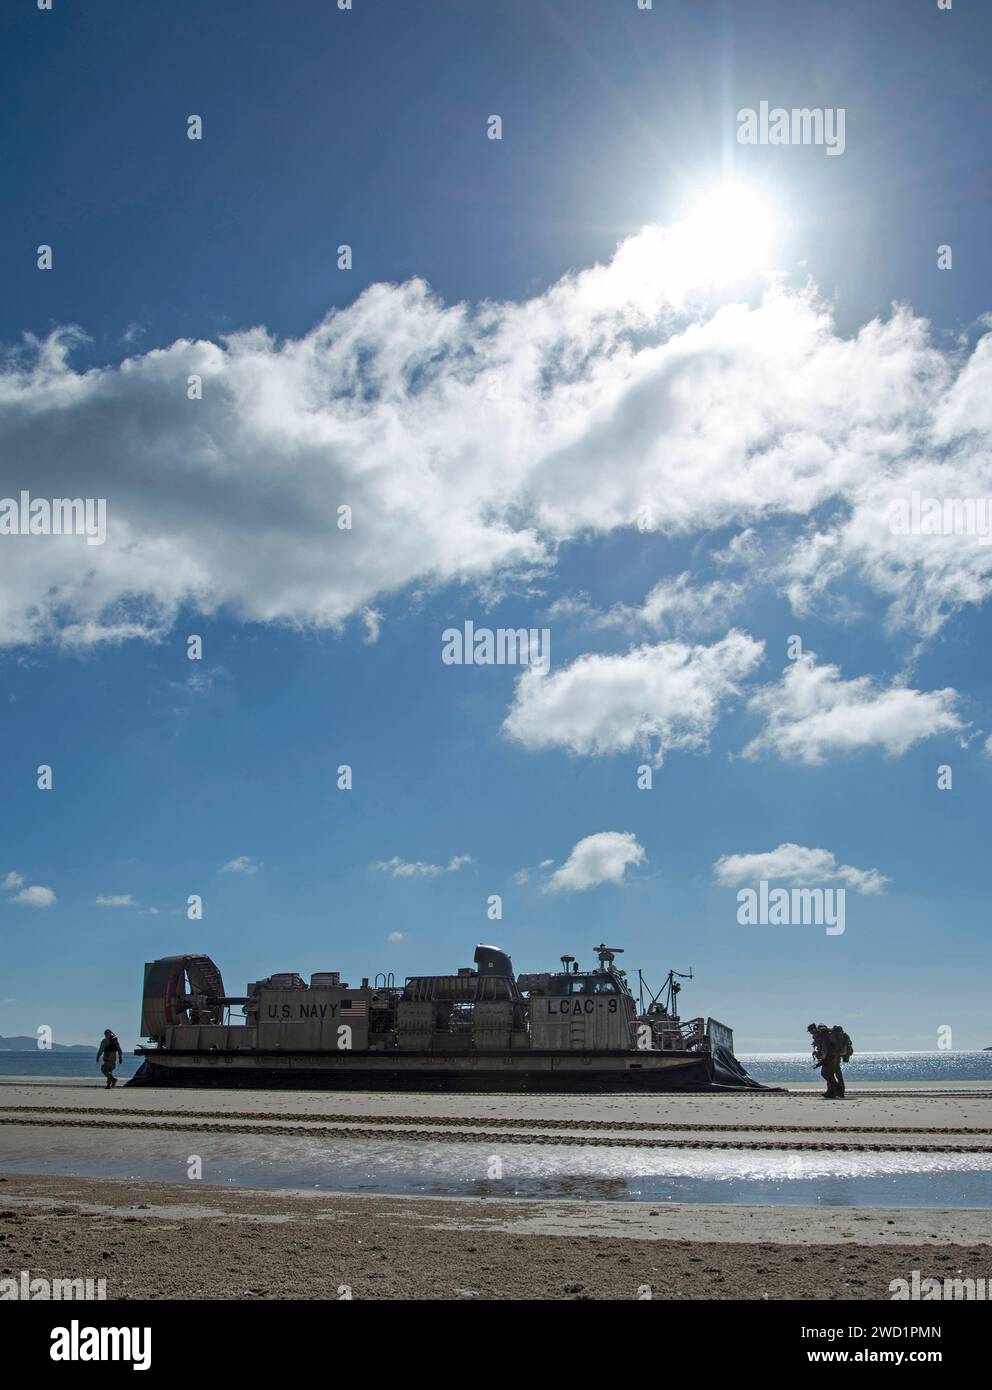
[0,1035,94,1053]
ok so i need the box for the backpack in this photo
[830,1025,853,1061]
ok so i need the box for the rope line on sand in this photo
[0,1103,990,1137]
[2,1114,992,1154]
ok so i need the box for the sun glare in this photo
[675,181,778,286]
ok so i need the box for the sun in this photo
[675,180,778,286]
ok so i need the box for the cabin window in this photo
[551,977,590,996]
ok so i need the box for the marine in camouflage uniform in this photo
[826,1024,848,1099]
[807,1022,843,1099]
[96,1029,124,1089]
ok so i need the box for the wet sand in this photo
[2,1080,991,1148]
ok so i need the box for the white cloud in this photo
[3,227,992,650]
[548,573,742,637]
[714,843,889,895]
[94,894,134,907]
[373,854,473,879]
[544,831,646,893]
[360,607,382,644]
[780,335,992,636]
[637,574,743,634]
[184,668,215,696]
[503,630,763,765]
[713,528,763,569]
[220,856,261,875]
[742,654,964,764]
[387,931,405,942]
[3,871,23,889]
[10,884,56,908]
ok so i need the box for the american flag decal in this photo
[339,999,367,1019]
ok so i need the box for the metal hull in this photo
[129,1047,759,1092]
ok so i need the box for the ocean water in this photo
[739,1051,992,1085]
[0,1050,990,1084]
[0,1051,142,1079]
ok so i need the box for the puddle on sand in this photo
[3,1127,992,1207]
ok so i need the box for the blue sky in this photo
[2,0,991,1050]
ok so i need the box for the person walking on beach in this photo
[827,1023,853,1100]
[807,1022,843,1099]
[96,1029,124,1088]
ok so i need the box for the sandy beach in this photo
[4,1170,992,1301]
[2,1081,990,1299]
[2,1077,992,1144]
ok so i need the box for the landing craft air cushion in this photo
[130,943,763,1091]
